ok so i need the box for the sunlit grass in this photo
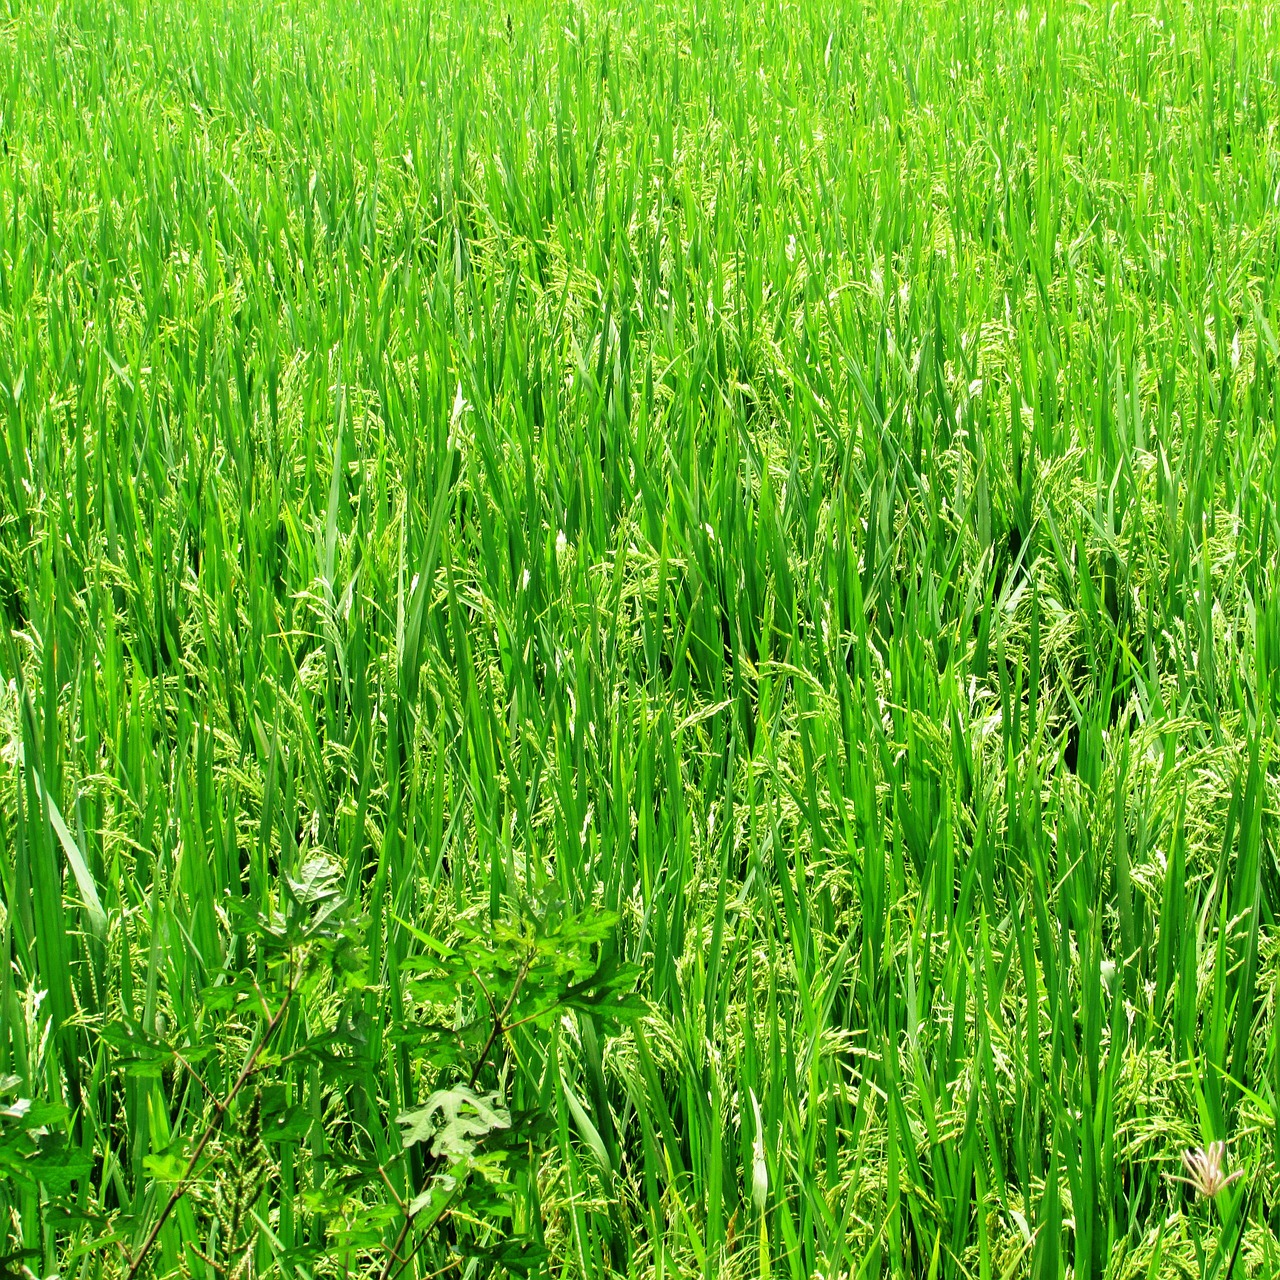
[1,0,1279,1275]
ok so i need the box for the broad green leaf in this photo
[397,1086,511,1158]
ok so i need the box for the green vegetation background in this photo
[1,0,1279,1274]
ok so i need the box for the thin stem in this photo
[123,972,296,1280]
[378,951,533,1280]
[469,956,531,1090]
[387,1211,462,1280]
[1220,1181,1254,1280]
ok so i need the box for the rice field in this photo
[2,0,1280,1275]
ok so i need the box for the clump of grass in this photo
[1,0,1279,1275]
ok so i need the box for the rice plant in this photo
[1,0,1279,1275]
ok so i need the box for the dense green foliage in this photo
[2,0,1280,1274]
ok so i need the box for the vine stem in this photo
[124,974,295,1280]
[377,956,532,1280]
